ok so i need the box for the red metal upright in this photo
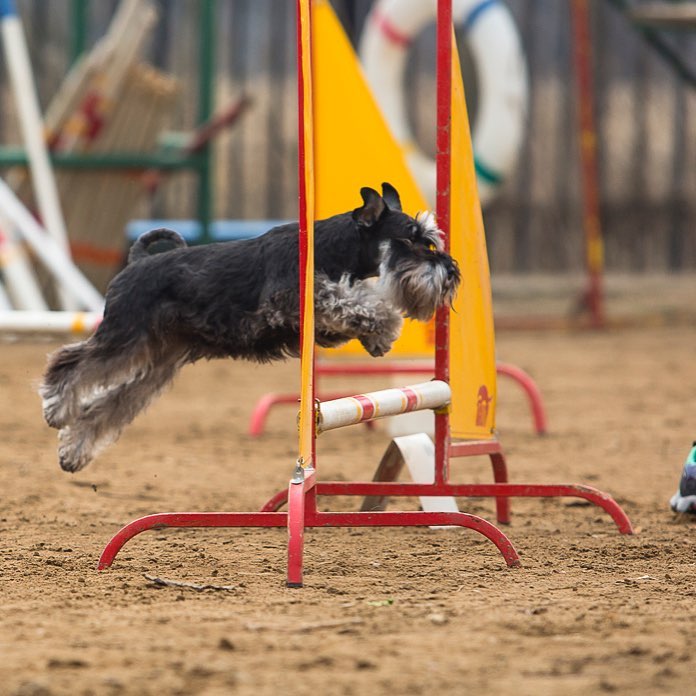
[434,0,453,486]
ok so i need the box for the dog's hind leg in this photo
[40,339,152,429]
[56,353,185,472]
[40,341,92,428]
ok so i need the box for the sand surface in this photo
[1,315,695,695]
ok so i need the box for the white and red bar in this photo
[0,310,101,333]
[317,380,451,434]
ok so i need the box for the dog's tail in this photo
[128,228,187,264]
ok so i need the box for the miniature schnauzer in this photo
[40,183,460,472]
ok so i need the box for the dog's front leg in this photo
[314,275,403,357]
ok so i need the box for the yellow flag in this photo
[448,36,497,440]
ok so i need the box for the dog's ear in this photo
[381,182,402,211]
[354,187,386,227]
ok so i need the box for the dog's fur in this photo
[40,183,460,472]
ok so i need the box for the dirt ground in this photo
[1,277,696,696]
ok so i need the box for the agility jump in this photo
[97,0,631,588]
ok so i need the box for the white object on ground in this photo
[392,433,460,518]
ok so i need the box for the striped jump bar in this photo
[317,380,451,434]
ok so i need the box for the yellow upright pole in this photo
[297,0,315,469]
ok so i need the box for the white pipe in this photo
[0,179,104,311]
[317,380,451,433]
[0,310,102,334]
[0,211,48,310]
[0,1,76,309]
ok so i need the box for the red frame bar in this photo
[98,507,521,571]
[434,0,453,485]
[258,481,632,536]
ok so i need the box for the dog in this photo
[40,183,460,472]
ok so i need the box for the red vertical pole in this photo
[434,0,452,485]
[571,0,605,328]
[297,0,309,390]
[288,0,315,589]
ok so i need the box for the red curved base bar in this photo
[98,511,287,570]
[98,505,521,575]
[495,362,547,435]
[247,362,547,437]
[259,481,632,536]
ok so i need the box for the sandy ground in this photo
[1,279,696,695]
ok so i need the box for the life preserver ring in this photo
[359,0,528,206]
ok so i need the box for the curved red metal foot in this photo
[496,362,547,435]
[544,483,634,534]
[261,488,289,512]
[248,393,299,437]
[452,483,633,535]
[98,511,287,570]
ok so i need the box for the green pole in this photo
[70,0,88,66]
[197,0,216,243]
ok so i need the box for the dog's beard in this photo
[378,250,460,322]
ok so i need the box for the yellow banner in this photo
[448,36,497,440]
[311,0,431,358]
[311,1,496,439]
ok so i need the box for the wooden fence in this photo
[0,0,694,272]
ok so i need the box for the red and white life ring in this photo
[359,0,528,206]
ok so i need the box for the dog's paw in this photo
[58,429,93,473]
[359,334,394,358]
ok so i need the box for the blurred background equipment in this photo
[0,0,694,321]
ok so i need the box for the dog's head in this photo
[353,183,461,321]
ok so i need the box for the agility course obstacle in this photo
[248,0,545,438]
[98,0,632,587]
[248,360,547,438]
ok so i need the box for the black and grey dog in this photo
[40,183,460,472]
